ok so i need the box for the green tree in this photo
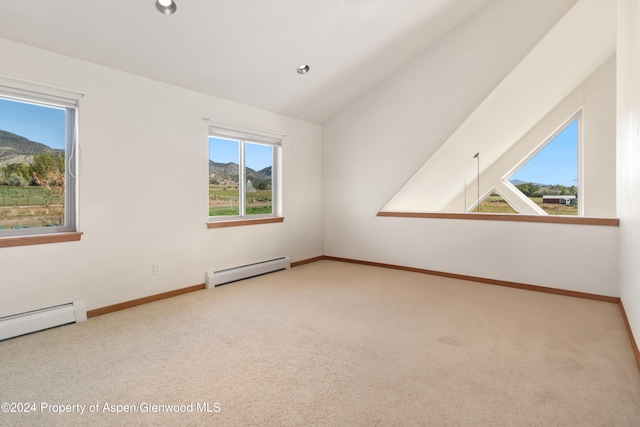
[1,162,31,184]
[6,172,29,187]
[515,182,539,197]
[31,152,65,187]
[31,152,66,220]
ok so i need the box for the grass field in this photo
[474,194,577,215]
[208,185,272,216]
[0,186,64,229]
[0,186,62,206]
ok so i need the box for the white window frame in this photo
[501,111,582,216]
[208,125,281,222]
[0,83,79,238]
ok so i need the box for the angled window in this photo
[472,189,518,214]
[0,87,78,238]
[208,126,280,221]
[508,116,579,216]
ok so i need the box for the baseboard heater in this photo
[206,256,290,288]
[0,300,87,341]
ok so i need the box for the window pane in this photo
[472,191,518,214]
[209,137,240,216]
[245,142,273,215]
[0,97,68,231]
[509,118,579,216]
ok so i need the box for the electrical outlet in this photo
[153,263,161,275]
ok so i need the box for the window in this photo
[0,86,78,238]
[472,189,518,214]
[208,126,280,222]
[507,116,579,216]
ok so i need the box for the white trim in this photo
[0,73,84,105]
[203,117,285,140]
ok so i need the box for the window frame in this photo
[208,125,282,225]
[501,111,582,216]
[0,83,79,241]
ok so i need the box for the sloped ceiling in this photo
[0,0,491,124]
[382,0,616,213]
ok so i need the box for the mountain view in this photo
[0,129,59,166]
[0,129,66,229]
[209,160,271,187]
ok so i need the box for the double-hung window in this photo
[0,83,79,241]
[208,126,281,223]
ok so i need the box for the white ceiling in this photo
[0,0,491,124]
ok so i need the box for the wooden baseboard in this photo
[87,255,324,318]
[321,256,619,303]
[87,284,205,318]
[619,301,640,372]
[291,256,326,267]
[83,255,639,373]
[86,255,619,315]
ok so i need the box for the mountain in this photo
[209,160,271,185]
[209,161,239,177]
[0,130,57,167]
[259,166,271,177]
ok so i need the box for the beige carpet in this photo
[1,260,639,426]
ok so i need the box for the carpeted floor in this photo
[1,260,639,426]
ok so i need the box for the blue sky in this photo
[209,137,272,171]
[510,118,578,187]
[0,97,66,150]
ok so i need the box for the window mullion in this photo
[239,140,246,217]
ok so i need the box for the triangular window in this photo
[472,189,518,214]
[508,117,579,216]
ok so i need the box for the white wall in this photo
[445,56,617,217]
[382,0,615,213]
[617,0,640,346]
[323,0,619,296]
[0,38,323,315]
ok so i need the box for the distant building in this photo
[542,195,576,205]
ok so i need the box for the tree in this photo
[31,152,65,221]
[1,162,31,184]
[6,172,29,187]
[31,152,65,187]
[515,182,539,197]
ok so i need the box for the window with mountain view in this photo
[507,117,579,216]
[208,127,279,221]
[0,91,77,237]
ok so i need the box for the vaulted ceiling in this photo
[0,0,491,124]
[382,0,615,213]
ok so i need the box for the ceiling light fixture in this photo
[156,0,177,15]
[297,64,310,75]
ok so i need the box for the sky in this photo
[209,137,272,171]
[510,118,578,187]
[0,97,66,150]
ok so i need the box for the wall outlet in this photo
[153,263,161,275]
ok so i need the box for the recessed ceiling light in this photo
[156,0,177,15]
[297,64,310,75]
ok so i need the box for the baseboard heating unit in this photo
[0,300,87,341]
[206,256,290,288]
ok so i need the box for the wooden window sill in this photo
[207,217,284,228]
[0,232,83,248]
[377,212,619,227]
